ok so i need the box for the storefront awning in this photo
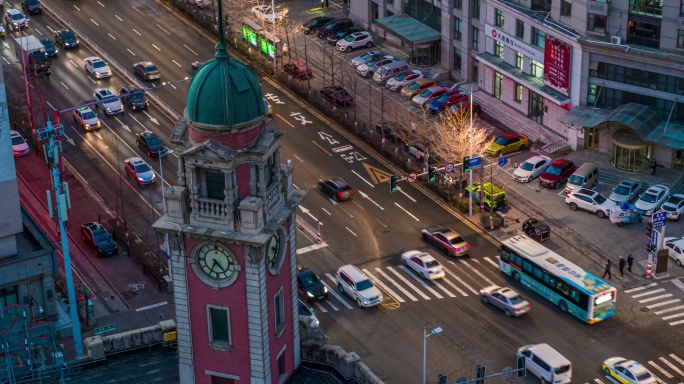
[559,106,610,128]
[374,14,441,45]
[477,52,571,105]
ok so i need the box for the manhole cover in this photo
[373,227,392,238]
[640,307,650,313]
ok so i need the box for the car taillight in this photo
[673,212,678,216]
[349,189,355,195]
[428,270,434,274]
[337,192,345,197]
[466,244,471,250]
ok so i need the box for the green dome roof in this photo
[186,41,266,127]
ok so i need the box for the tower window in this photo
[274,288,286,335]
[207,305,231,347]
[206,171,226,200]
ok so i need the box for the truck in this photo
[14,35,51,78]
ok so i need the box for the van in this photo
[565,162,599,193]
[517,343,572,384]
[373,61,410,84]
[335,265,383,308]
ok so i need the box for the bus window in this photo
[523,261,533,274]
[533,267,543,280]
[500,250,510,261]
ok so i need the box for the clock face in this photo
[197,243,236,280]
[267,230,282,269]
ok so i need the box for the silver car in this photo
[480,285,531,317]
[297,299,319,328]
[93,88,124,116]
[609,179,643,204]
[412,86,445,107]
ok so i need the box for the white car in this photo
[351,49,385,66]
[93,88,124,116]
[386,70,423,91]
[336,31,373,52]
[565,188,616,218]
[400,250,445,280]
[356,58,393,78]
[664,237,684,266]
[657,194,684,221]
[4,9,27,31]
[297,299,319,328]
[635,185,670,215]
[84,57,112,79]
[602,357,661,384]
[609,179,643,204]
[513,155,552,182]
[10,130,29,157]
[250,5,283,23]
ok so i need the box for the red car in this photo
[539,159,577,189]
[283,61,313,79]
[421,226,471,257]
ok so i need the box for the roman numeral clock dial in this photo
[197,243,236,281]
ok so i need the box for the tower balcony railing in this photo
[195,197,229,220]
[265,180,283,214]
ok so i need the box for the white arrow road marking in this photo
[144,111,159,125]
[61,132,75,146]
[93,131,103,140]
[394,202,419,221]
[298,205,321,224]
[114,117,131,132]
[357,190,384,210]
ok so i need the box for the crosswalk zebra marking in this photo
[654,304,684,315]
[671,319,684,326]
[399,266,444,299]
[387,267,432,300]
[313,301,329,313]
[670,354,684,365]
[639,293,673,303]
[632,288,666,298]
[648,360,674,378]
[369,268,411,302]
[440,276,467,296]
[459,259,495,285]
[660,356,684,377]
[443,268,478,294]
[323,274,355,309]
[431,279,457,298]
[662,312,684,320]
[483,256,499,268]
[625,282,657,293]
[646,299,681,309]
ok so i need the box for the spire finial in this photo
[215,0,229,60]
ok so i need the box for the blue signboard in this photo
[650,230,658,247]
[498,157,509,167]
[469,157,482,169]
[652,211,667,228]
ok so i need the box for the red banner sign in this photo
[543,37,571,96]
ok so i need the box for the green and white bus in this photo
[499,235,616,323]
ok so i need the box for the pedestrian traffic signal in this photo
[645,222,653,238]
[428,166,436,183]
[463,156,470,173]
[645,243,656,253]
[390,174,398,193]
[475,365,486,384]
[516,356,526,377]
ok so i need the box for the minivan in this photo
[373,61,409,84]
[517,343,572,384]
[565,162,599,193]
[335,265,383,308]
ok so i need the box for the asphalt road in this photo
[16,1,684,384]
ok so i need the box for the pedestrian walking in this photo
[602,259,612,279]
[627,254,634,273]
[651,158,657,175]
[619,256,626,277]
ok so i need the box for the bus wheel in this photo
[512,272,520,282]
[559,300,568,312]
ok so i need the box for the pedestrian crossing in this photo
[585,353,684,384]
[625,282,684,326]
[312,257,501,312]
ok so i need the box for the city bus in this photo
[498,235,616,323]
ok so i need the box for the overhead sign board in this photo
[544,36,572,97]
[469,157,482,169]
[652,211,667,228]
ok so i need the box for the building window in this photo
[454,17,462,41]
[593,62,684,95]
[629,0,663,17]
[515,19,524,39]
[530,59,544,80]
[679,29,684,48]
[0,286,18,308]
[587,14,607,33]
[278,351,286,377]
[274,288,285,335]
[206,170,226,200]
[471,0,480,19]
[386,0,394,4]
[495,8,504,27]
[454,49,462,72]
[515,52,523,69]
[406,0,442,31]
[472,63,479,82]
[494,41,504,59]
[494,72,502,99]
[514,83,523,102]
[454,0,462,10]
[531,0,551,12]
[531,28,545,50]
[681,0,684,16]
[628,20,661,48]
[528,92,544,124]
[207,305,231,346]
[472,26,479,50]
[372,2,379,19]
[386,9,394,16]
[560,0,572,16]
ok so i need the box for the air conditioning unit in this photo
[611,36,622,45]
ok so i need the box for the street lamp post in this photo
[423,326,443,384]
[159,149,175,281]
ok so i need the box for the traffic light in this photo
[645,222,653,238]
[438,374,448,384]
[645,243,656,253]
[475,365,486,384]
[517,356,526,378]
[428,166,436,183]
[390,175,398,193]
[463,156,470,173]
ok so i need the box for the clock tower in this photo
[152,2,306,382]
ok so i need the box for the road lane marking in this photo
[399,266,443,298]
[654,304,684,315]
[394,202,419,221]
[296,243,327,255]
[108,33,116,40]
[646,299,680,309]
[459,259,494,285]
[440,276,467,296]
[639,293,673,303]
[321,276,354,309]
[362,162,393,184]
[132,29,141,36]
[157,24,171,35]
[346,227,357,236]
[625,282,657,293]
[90,19,99,26]
[183,44,199,56]
[135,301,168,312]
[277,113,295,127]
[357,190,383,210]
[662,312,684,320]
[312,301,328,312]
[648,360,674,378]
[352,170,375,187]
[483,256,499,268]
[632,288,665,298]
[368,268,408,302]
[60,82,69,90]
[432,279,457,297]
[386,267,430,300]
[444,265,477,294]
[172,60,181,67]
[152,44,161,51]
[398,187,417,202]
[321,208,331,215]
[115,15,122,21]
[127,49,136,56]
[659,356,684,376]
[312,140,333,156]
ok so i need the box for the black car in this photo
[120,85,148,111]
[327,27,362,44]
[54,29,79,49]
[21,0,42,15]
[320,86,353,107]
[318,178,354,201]
[38,37,58,57]
[297,266,328,301]
[316,18,353,38]
[302,16,332,34]
[81,222,118,257]
[135,131,167,157]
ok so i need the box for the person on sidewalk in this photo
[619,256,626,277]
[602,259,612,279]
[627,254,634,273]
[651,158,657,175]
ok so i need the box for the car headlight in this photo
[306,292,314,297]
[106,107,112,112]
[137,177,144,181]
[323,286,328,293]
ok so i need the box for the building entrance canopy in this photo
[374,14,441,45]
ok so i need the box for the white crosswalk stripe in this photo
[444,268,478,294]
[654,304,684,315]
[632,288,666,298]
[624,282,657,293]
[648,360,674,379]
[660,356,684,377]
[432,279,458,298]
[639,293,673,303]
[625,281,684,326]
[399,266,444,298]
[483,256,499,268]
[646,299,681,309]
[440,276,468,296]
[387,267,432,300]
[458,259,495,285]
[366,268,409,303]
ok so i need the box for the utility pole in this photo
[468,86,473,216]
